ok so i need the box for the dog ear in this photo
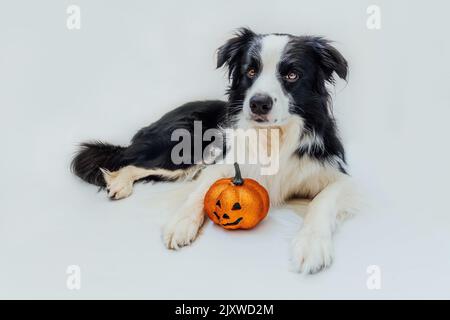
[309,37,348,82]
[217,27,256,80]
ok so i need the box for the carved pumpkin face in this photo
[204,163,270,230]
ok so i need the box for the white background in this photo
[1,0,449,299]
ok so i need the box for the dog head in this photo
[217,28,347,132]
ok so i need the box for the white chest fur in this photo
[220,116,341,206]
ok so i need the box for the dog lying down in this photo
[71,28,360,273]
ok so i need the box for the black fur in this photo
[72,28,349,187]
[216,28,348,169]
[71,142,126,186]
[71,100,228,187]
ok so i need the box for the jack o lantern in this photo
[204,163,270,230]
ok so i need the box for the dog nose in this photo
[250,94,273,115]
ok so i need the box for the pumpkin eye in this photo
[232,202,241,210]
[285,71,299,82]
[213,211,220,219]
[247,68,257,79]
[216,200,221,208]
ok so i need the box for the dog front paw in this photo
[290,228,334,274]
[163,215,204,250]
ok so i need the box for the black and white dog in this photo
[72,28,358,273]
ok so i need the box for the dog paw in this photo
[163,215,203,250]
[290,228,333,274]
[101,168,133,200]
[106,180,133,200]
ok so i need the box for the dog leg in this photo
[285,198,311,218]
[101,166,187,200]
[163,164,232,249]
[290,175,359,273]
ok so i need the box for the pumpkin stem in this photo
[232,162,244,186]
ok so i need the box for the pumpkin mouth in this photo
[222,217,243,226]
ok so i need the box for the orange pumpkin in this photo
[204,163,270,230]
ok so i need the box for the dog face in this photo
[217,28,347,131]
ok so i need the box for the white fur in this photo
[115,34,358,273]
[162,113,360,273]
[101,166,192,200]
[161,33,359,271]
[243,35,291,125]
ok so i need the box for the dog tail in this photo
[71,141,127,187]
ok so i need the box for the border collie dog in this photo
[72,28,358,273]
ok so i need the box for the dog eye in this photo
[285,71,299,82]
[246,68,257,79]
